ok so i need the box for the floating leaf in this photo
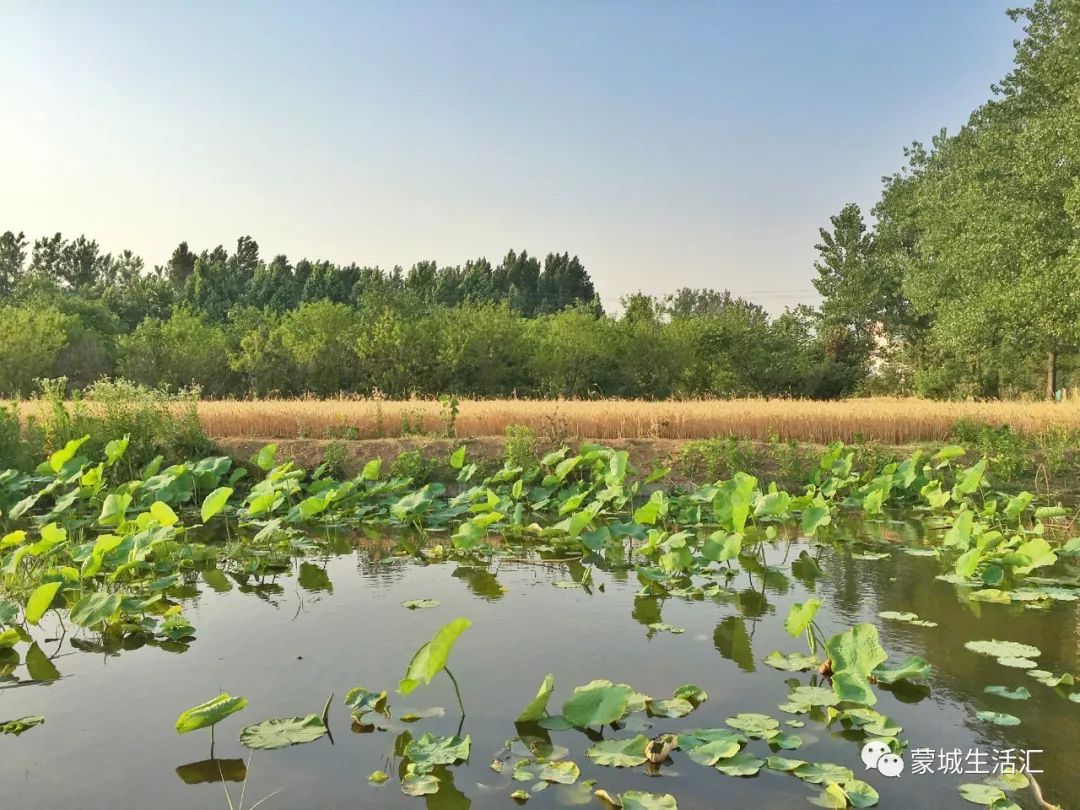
[872,656,931,684]
[725,713,779,739]
[0,715,44,736]
[765,756,806,772]
[958,783,1006,805]
[586,736,650,767]
[763,651,819,672]
[175,693,248,734]
[538,760,579,784]
[562,680,632,728]
[620,790,678,810]
[400,617,471,695]
[368,770,390,784]
[794,762,854,784]
[996,657,1038,669]
[401,599,440,610]
[975,711,1020,726]
[647,622,685,634]
[343,686,389,717]
[647,698,694,718]
[404,733,471,769]
[964,640,1041,659]
[673,684,707,705]
[788,685,839,707]
[983,685,1030,701]
[715,749,764,776]
[239,714,328,749]
[686,736,742,765]
[401,772,439,796]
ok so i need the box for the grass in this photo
[54,396,1080,444]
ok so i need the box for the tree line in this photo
[0,230,855,398]
[1,1,1075,401]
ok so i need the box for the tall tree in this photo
[0,230,27,297]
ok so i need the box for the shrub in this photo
[504,424,538,469]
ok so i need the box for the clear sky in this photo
[0,1,1020,312]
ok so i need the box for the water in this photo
[3,524,1078,810]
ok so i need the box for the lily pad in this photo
[975,711,1020,726]
[586,736,650,767]
[368,770,390,784]
[686,736,742,765]
[402,772,440,796]
[620,791,678,810]
[537,760,579,784]
[673,684,707,704]
[647,698,695,718]
[765,756,806,771]
[725,713,779,739]
[562,680,632,728]
[402,599,440,609]
[404,733,471,769]
[996,657,1038,669]
[239,714,328,749]
[872,656,931,684]
[715,750,764,776]
[788,685,839,707]
[958,783,1006,805]
[983,685,1030,700]
[794,762,854,784]
[964,640,1041,659]
[0,715,44,736]
[764,651,820,672]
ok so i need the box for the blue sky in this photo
[0,1,1019,311]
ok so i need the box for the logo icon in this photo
[861,740,905,778]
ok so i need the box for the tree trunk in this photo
[1046,349,1057,401]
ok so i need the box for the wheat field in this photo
[179,397,1080,444]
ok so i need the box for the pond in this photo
[0,440,1077,809]
[3,526,1077,809]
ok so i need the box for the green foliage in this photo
[390,449,431,483]
[504,424,538,470]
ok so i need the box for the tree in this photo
[0,305,74,396]
[0,231,27,297]
[165,241,197,286]
[891,1,1080,398]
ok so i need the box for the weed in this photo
[390,449,431,482]
[504,424,538,469]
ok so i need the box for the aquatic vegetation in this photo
[1,432,1078,808]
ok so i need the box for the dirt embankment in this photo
[214,435,688,478]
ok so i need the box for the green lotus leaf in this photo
[0,715,44,736]
[562,680,632,728]
[586,735,650,767]
[794,762,854,784]
[619,791,677,810]
[647,698,694,718]
[401,599,440,609]
[872,656,931,684]
[538,760,579,784]
[765,756,806,771]
[964,640,1041,659]
[975,711,1020,726]
[401,772,439,796]
[399,617,471,695]
[516,673,555,722]
[715,750,764,776]
[725,713,779,739]
[958,783,1006,805]
[69,591,122,628]
[175,693,248,734]
[404,733,471,769]
[764,651,820,672]
[983,685,1030,700]
[789,685,839,707]
[239,714,328,749]
[686,737,742,765]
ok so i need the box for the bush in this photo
[35,377,211,475]
[950,419,1031,482]
[504,424,538,469]
[0,402,43,471]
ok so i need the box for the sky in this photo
[0,1,1020,312]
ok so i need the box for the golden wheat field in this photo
[174,397,1080,444]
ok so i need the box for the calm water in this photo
[3,523,1078,809]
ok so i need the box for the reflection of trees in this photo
[810,520,1080,805]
